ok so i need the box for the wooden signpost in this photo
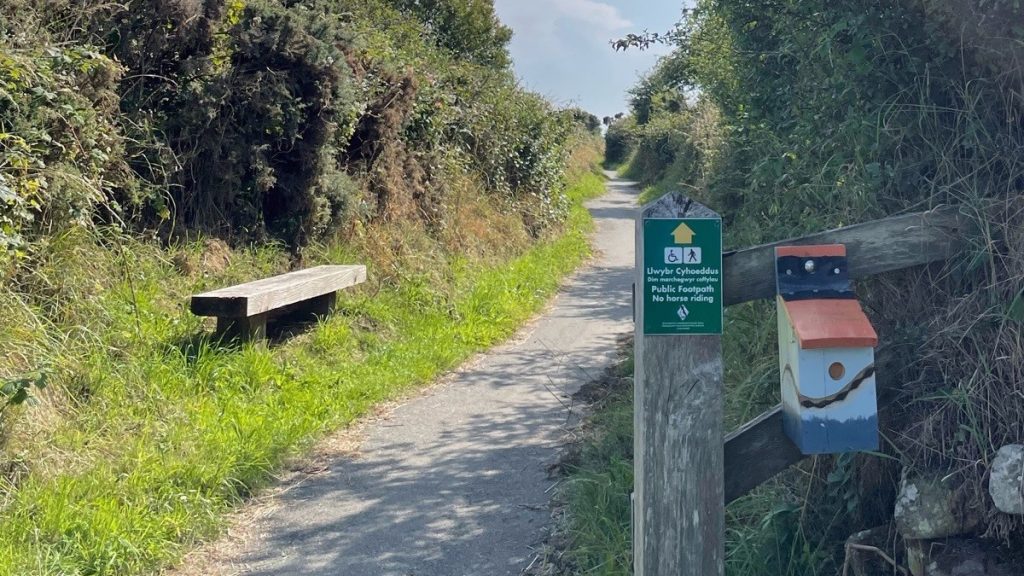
[634,193,724,576]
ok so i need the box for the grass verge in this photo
[0,169,607,575]
[554,346,634,576]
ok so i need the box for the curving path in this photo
[207,173,637,575]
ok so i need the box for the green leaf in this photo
[8,388,29,406]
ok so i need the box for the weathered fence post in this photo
[634,193,724,576]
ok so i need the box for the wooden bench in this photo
[191,265,367,341]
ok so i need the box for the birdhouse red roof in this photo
[781,298,879,349]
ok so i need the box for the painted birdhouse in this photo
[776,245,879,454]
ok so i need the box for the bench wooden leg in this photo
[216,314,268,342]
[272,292,338,327]
[308,291,337,317]
[213,293,335,342]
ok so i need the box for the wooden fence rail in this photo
[723,207,969,306]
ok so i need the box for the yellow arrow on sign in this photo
[671,222,695,244]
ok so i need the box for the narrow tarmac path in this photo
[213,174,637,575]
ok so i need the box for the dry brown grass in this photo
[859,78,1024,540]
[894,200,1024,536]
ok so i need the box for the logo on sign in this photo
[677,305,690,321]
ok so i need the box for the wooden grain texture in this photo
[634,193,724,576]
[191,265,366,318]
[724,348,898,503]
[723,207,969,306]
[724,405,798,504]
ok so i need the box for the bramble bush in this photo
[0,45,130,256]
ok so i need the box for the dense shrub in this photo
[0,45,132,255]
[86,0,367,243]
[386,0,512,69]
[602,117,635,167]
[568,108,601,135]
[0,0,579,249]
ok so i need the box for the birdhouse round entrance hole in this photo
[828,362,846,381]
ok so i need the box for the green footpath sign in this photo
[642,218,723,335]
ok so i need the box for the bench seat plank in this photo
[191,265,366,318]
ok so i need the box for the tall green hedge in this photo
[0,0,580,251]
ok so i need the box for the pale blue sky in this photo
[494,0,687,119]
